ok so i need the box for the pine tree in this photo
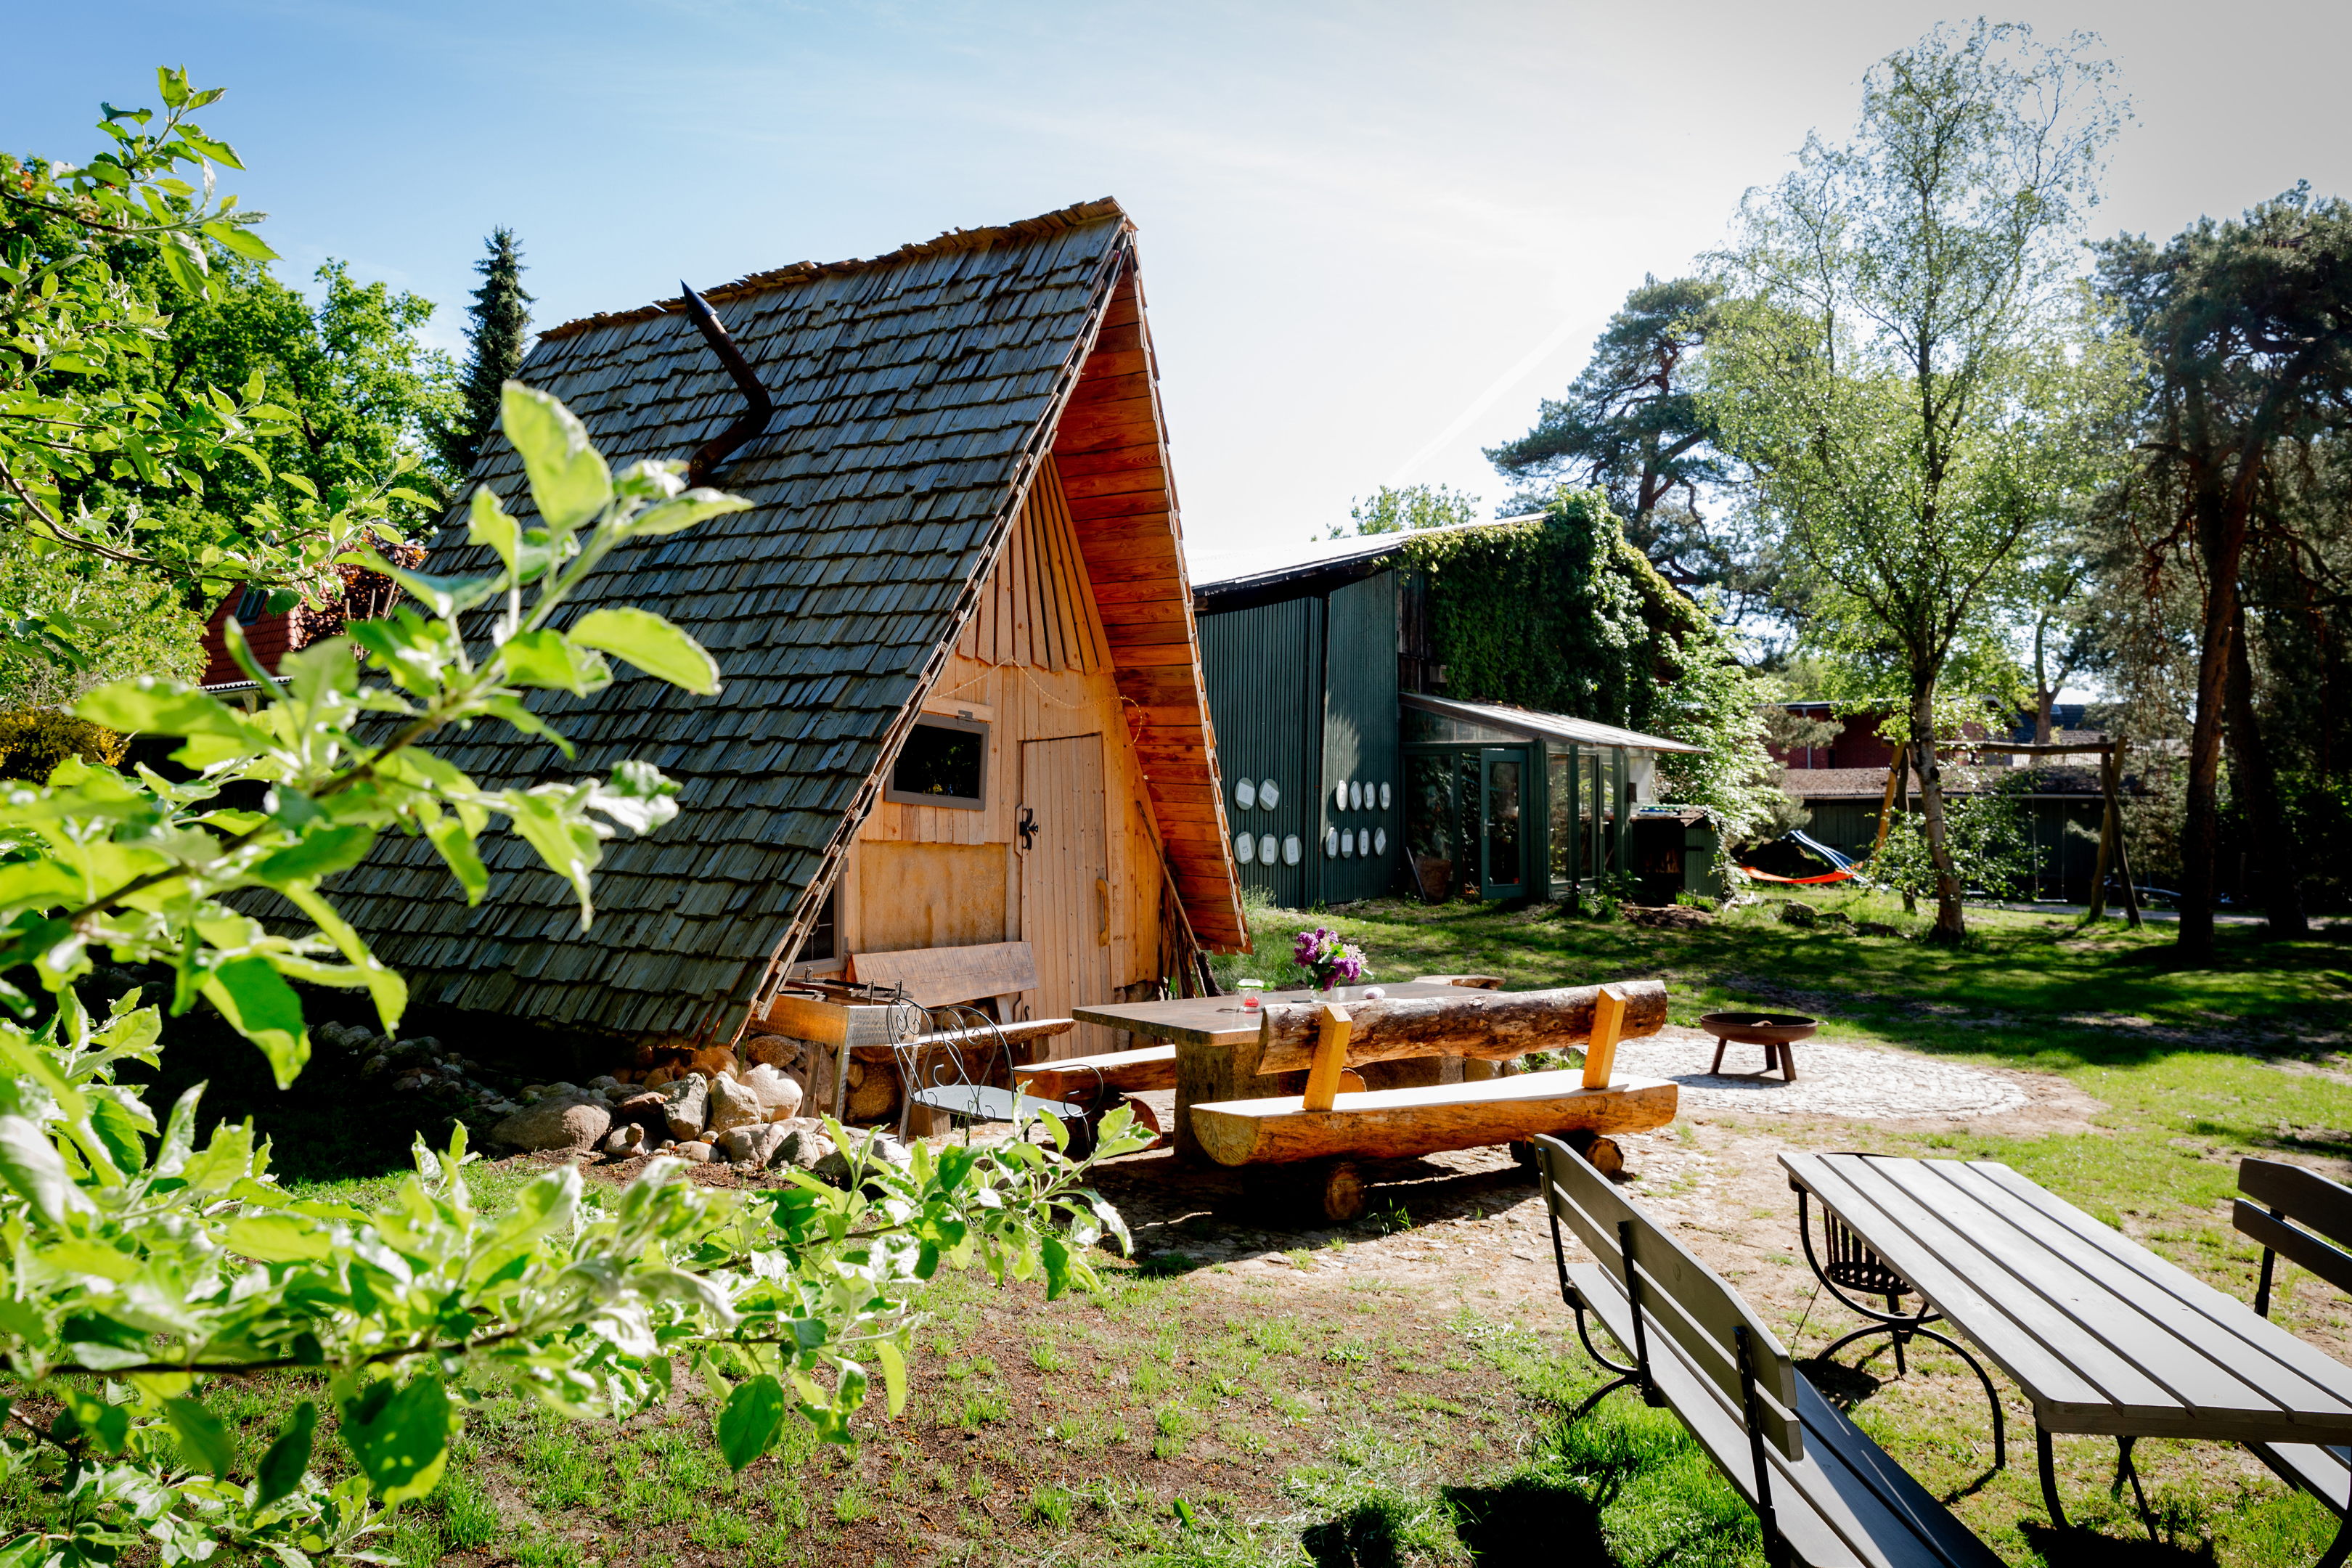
[440,228,533,476]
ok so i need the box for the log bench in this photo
[1538,1135,2002,1567]
[1191,981,1678,1222]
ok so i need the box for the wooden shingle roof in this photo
[314,198,1234,1040]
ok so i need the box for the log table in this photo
[1071,984,1468,1163]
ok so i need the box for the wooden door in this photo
[1020,734,1113,1056]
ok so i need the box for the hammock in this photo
[1740,866,1856,885]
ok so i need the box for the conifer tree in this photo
[441,226,533,475]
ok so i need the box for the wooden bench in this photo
[1191,981,1678,1222]
[1536,1135,2001,1567]
[2236,1157,2352,1559]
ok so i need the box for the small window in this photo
[234,587,271,625]
[886,716,987,809]
[804,886,836,960]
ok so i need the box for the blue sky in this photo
[9,0,2352,564]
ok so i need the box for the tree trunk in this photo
[2224,599,2308,938]
[1911,685,1967,943]
[2034,688,2057,746]
[2176,448,2259,963]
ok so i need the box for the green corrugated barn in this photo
[1192,524,1718,910]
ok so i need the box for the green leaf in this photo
[253,823,377,884]
[348,550,497,621]
[500,630,611,696]
[200,221,277,262]
[62,1389,128,1455]
[0,1115,89,1228]
[340,1376,454,1506]
[568,608,721,695]
[1040,1233,1073,1299]
[277,886,406,1038]
[625,489,752,539]
[502,792,601,924]
[85,1086,150,1175]
[480,695,573,758]
[225,1214,335,1263]
[466,486,519,576]
[500,385,611,533]
[875,1340,907,1418]
[198,956,309,1089]
[716,1376,787,1471]
[176,131,247,171]
[163,1397,236,1475]
[424,815,488,905]
[257,1402,317,1508]
[76,678,266,743]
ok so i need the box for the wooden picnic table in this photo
[1071,984,1469,1162]
[1782,1152,2352,1536]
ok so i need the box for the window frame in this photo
[883,714,990,812]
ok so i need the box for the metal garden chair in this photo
[889,1003,1093,1147]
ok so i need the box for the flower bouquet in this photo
[1294,926,1370,994]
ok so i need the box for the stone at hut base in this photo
[493,1095,611,1153]
[613,1091,669,1135]
[740,1064,804,1122]
[716,1123,788,1168]
[811,1130,912,1188]
[743,1034,807,1071]
[674,1140,714,1163]
[706,1074,763,1135]
[660,1077,709,1140]
[772,1120,834,1171]
[600,1123,646,1159]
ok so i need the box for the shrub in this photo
[0,707,128,781]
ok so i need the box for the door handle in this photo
[1097,877,1110,944]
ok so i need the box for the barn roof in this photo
[312,198,1241,1040]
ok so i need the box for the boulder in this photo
[600,1123,646,1159]
[740,1063,804,1122]
[716,1123,788,1168]
[674,1140,714,1163]
[771,1119,835,1171]
[812,1130,912,1188]
[613,1091,669,1134]
[706,1074,764,1135]
[661,1077,709,1140]
[743,1033,807,1071]
[493,1095,611,1153]
[1775,901,1819,928]
[686,1043,739,1082]
[1855,920,1902,938]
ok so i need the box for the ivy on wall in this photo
[1400,489,1776,840]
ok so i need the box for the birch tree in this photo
[1705,21,2127,941]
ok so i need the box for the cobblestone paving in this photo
[1615,1025,2029,1120]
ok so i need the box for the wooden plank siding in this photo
[1053,267,1246,952]
[849,460,1185,1047]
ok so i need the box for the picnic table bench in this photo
[1537,1135,2002,1566]
[1784,1151,2352,1561]
[1190,981,1678,1222]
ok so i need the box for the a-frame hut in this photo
[324,199,1244,1061]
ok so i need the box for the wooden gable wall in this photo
[1050,265,1245,951]
[838,460,1171,1052]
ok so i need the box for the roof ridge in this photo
[537,197,1129,342]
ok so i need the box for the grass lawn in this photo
[8,893,2350,1566]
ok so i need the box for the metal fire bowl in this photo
[1699,1011,1820,1046]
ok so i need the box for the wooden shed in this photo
[317,199,1244,1055]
